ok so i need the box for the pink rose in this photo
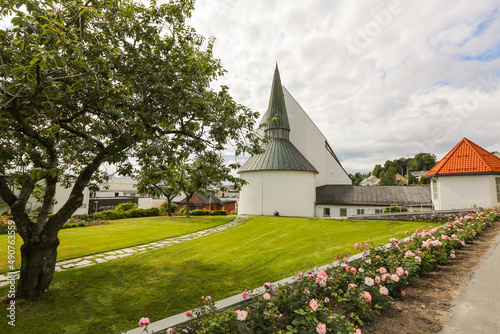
[391,274,400,282]
[365,277,374,286]
[263,293,271,300]
[139,317,150,327]
[236,310,248,321]
[167,329,173,334]
[378,267,387,274]
[401,290,406,297]
[355,329,362,334]
[316,322,327,334]
[205,296,212,302]
[324,297,330,303]
[375,276,381,284]
[396,267,404,276]
[350,267,357,274]
[348,283,358,290]
[354,243,360,249]
[363,291,372,303]
[242,289,249,299]
[309,298,318,311]
[379,286,389,295]
[185,311,192,317]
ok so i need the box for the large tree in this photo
[0,0,261,300]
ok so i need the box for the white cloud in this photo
[186,0,500,173]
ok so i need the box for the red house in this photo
[176,193,236,213]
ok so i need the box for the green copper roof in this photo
[239,139,318,173]
[263,64,290,131]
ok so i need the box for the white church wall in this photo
[239,170,316,217]
[432,175,497,210]
[283,88,351,187]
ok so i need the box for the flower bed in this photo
[137,208,500,334]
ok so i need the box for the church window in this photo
[357,208,365,215]
[340,208,347,216]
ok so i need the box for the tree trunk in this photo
[185,195,192,218]
[167,198,172,216]
[16,238,60,300]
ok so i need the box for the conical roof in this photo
[239,138,318,173]
[262,64,290,131]
[239,65,317,174]
[426,138,500,177]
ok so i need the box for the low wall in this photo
[348,209,477,221]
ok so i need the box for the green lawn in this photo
[0,216,234,273]
[0,216,434,334]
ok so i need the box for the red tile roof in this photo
[426,138,500,177]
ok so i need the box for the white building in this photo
[238,65,432,217]
[426,138,500,210]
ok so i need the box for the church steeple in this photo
[263,64,290,137]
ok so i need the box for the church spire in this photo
[264,63,290,133]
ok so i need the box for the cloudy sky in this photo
[184,0,500,173]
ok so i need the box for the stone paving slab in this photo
[0,216,246,288]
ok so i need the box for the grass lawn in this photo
[0,216,435,334]
[0,216,234,273]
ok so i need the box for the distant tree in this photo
[418,176,430,185]
[379,166,397,186]
[179,153,237,218]
[408,174,417,185]
[373,164,383,178]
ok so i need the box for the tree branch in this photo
[47,72,87,82]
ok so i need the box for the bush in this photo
[212,210,228,216]
[115,202,138,212]
[190,209,213,216]
[230,210,237,215]
[72,214,91,222]
[384,203,409,213]
[125,208,149,218]
[159,201,178,215]
[145,207,160,217]
[96,210,127,220]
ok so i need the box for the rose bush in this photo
[146,208,499,333]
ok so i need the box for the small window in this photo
[375,209,383,214]
[115,192,119,197]
[340,208,347,216]
[496,177,500,202]
[357,209,365,215]
[323,208,330,217]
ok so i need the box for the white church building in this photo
[238,65,432,217]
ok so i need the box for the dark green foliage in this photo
[115,202,138,212]
[159,201,178,215]
[190,209,213,216]
[211,210,228,216]
[95,210,127,221]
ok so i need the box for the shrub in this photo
[159,201,178,215]
[384,203,408,213]
[115,202,138,212]
[190,209,213,216]
[96,210,127,220]
[72,214,91,222]
[230,210,237,215]
[77,221,87,227]
[212,210,228,216]
[125,208,149,218]
[145,207,160,217]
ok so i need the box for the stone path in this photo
[0,216,247,288]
